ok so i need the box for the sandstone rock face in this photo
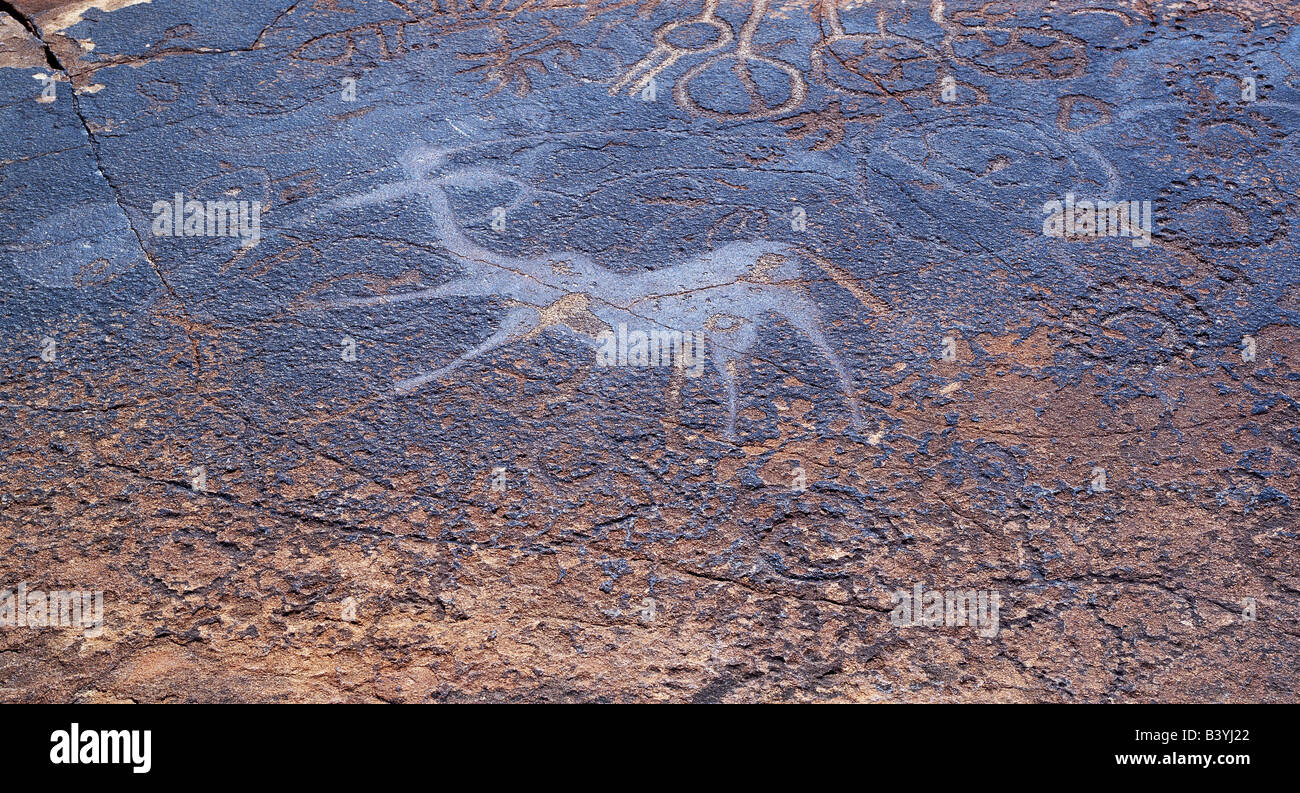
[1,0,1297,703]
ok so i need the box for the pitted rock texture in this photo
[1,0,1298,702]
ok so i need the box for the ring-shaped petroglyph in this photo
[608,0,735,96]
[611,0,807,120]
[810,4,942,104]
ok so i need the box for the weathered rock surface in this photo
[1,0,1298,702]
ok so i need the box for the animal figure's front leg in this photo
[394,305,540,394]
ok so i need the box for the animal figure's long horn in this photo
[295,167,534,237]
[286,179,425,227]
[321,168,528,215]
[328,179,428,211]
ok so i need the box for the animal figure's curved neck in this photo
[416,179,506,269]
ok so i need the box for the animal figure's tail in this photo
[793,247,892,445]
[796,247,892,316]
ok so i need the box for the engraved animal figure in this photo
[323,145,869,439]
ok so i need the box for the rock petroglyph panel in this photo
[0,0,1298,703]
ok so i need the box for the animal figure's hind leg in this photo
[708,340,741,439]
[394,305,539,394]
[774,301,864,429]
